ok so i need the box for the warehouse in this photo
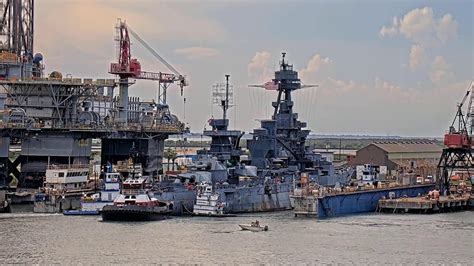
[350,141,443,176]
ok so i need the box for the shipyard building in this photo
[350,141,443,177]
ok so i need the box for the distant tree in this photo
[164,148,178,171]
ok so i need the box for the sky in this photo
[35,0,473,137]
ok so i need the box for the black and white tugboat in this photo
[64,164,122,216]
[193,182,235,217]
[101,155,172,222]
[101,175,172,221]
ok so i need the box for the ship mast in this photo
[203,75,242,163]
[223,74,230,120]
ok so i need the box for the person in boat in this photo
[253,220,260,227]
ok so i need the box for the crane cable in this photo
[127,26,182,78]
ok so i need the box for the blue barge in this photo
[292,183,435,218]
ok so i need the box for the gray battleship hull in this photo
[157,182,293,215]
[218,182,293,213]
[153,190,196,216]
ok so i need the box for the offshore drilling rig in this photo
[0,1,186,188]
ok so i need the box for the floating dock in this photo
[378,194,472,213]
[292,183,435,218]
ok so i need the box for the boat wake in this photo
[210,230,234,234]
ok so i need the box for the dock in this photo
[378,194,472,213]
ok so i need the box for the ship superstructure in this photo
[248,53,345,186]
[201,75,244,166]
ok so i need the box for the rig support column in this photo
[118,78,129,124]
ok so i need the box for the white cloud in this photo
[327,77,356,92]
[399,7,437,45]
[379,7,458,77]
[248,52,332,84]
[436,14,458,43]
[35,1,227,75]
[379,16,398,37]
[374,77,419,100]
[174,47,220,59]
[247,51,273,83]
[430,56,452,83]
[300,54,332,80]
[244,50,469,135]
[380,7,458,45]
[408,44,425,72]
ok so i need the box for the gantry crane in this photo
[109,19,187,124]
[437,81,474,194]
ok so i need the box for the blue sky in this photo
[36,0,473,137]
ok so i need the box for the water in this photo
[0,206,472,264]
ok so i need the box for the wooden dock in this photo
[378,194,472,214]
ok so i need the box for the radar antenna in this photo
[212,75,234,120]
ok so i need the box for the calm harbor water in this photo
[0,206,472,264]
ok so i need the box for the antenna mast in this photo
[212,75,234,121]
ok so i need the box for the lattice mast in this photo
[0,0,34,59]
[212,74,233,120]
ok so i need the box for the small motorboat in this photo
[239,221,268,232]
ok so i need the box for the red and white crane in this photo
[109,19,187,106]
[437,81,474,194]
[443,85,472,148]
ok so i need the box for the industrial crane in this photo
[444,89,471,148]
[109,19,187,106]
[467,83,474,135]
[437,82,474,194]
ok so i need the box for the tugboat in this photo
[193,182,235,217]
[101,175,172,221]
[101,150,172,222]
[64,164,121,215]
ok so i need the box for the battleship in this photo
[190,54,356,215]
[185,74,291,214]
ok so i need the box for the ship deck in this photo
[378,194,472,213]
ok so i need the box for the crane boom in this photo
[110,19,188,105]
[459,90,470,109]
[127,27,181,77]
[467,82,474,135]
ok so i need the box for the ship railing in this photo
[0,120,184,133]
[47,164,90,170]
[121,189,147,195]
[39,187,94,196]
